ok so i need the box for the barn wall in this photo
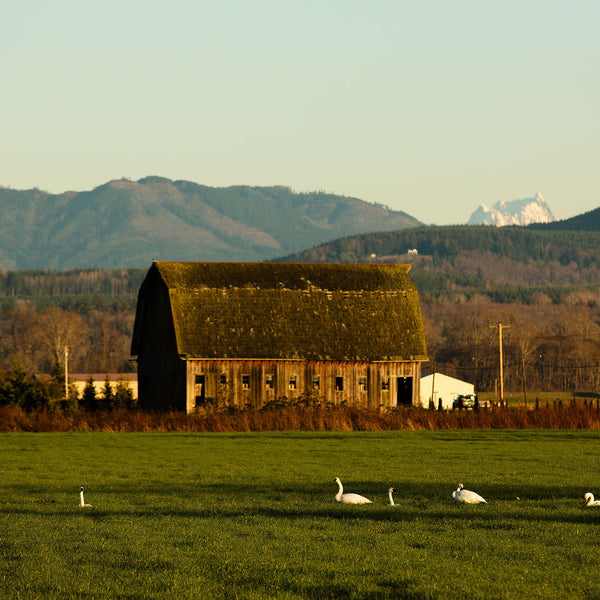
[135,278,187,412]
[185,359,422,413]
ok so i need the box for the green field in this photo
[2,431,600,599]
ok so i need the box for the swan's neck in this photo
[335,481,343,502]
[587,495,595,506]
[389,491,395,506]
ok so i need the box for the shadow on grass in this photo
[3,478,594,502]
[2,480,599,527]
[274,578,432,600]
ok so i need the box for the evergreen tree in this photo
[0,366,10,407]
[114,378,135,410]
[61,382,80,414]
[99,374,114,412]
[8,362,34,408]
[81,376,97,411]
[50,362,65,386]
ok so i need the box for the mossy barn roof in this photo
[132,261,427,362]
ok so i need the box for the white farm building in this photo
[420,373,475,410]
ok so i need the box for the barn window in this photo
[289,375,297,390]
[265,374,274,390]
[382,377,390,391]
[358,376,367,391]
[335,377,344,391]
[312,376,320,390]
[195,375,205,399]
[219,374,228,388]
[242,375,250,390]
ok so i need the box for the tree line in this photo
[0,304,134,374]
[1,265,600,406]
[0,363,135,413]
[0,268,145,299]
[422,294,600,394]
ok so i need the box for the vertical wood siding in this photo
[185,359,421,413]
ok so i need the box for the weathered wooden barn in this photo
[131,261,428,413]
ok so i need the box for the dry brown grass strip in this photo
[1,404,600,433]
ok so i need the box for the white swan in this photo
[388,487,396,506]
[334,477,372,504]
[584,492,600,506]
[452,483,487,504]
[79,486,92,507]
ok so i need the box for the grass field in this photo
[2,431,600,599]
[477,391,577,408]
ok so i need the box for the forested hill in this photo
[6,226,600,307]
[528,206,600,231]
[0,177,420,270]
[276,225,600,264]
[274,226,600,301]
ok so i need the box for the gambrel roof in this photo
[131,261,427,362]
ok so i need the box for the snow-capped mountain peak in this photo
[468,193,555,226]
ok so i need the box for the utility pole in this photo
[431,360,436,409]
[521,351,528,409]
[64,346,69,401]
[491,323,509,406]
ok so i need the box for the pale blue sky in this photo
[1,0,598,224]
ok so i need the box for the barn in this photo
[131,261,428,413]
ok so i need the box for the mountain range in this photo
[0,177,420,270]
[468,193,555,226]
[2,177,598,272]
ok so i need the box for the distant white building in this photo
[70,373,138,399]
[420,373,474,410]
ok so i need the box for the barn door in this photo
[396,377,413,406]
[195,375,205,407]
